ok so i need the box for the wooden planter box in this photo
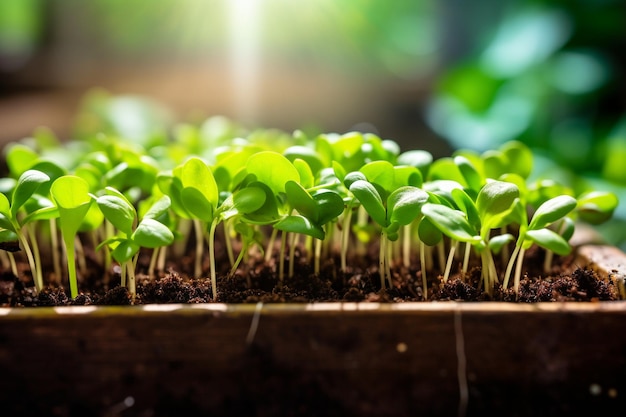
[1,243,625,417]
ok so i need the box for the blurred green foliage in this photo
[426,1,626,249]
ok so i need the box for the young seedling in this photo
[501,194,577,296]
[50,175,93,298]
[422,180,519,296]
[96,187,174,299]
[0,169,51,291]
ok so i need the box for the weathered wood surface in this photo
[0,244,625,417]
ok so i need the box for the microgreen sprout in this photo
[0,114,619,302]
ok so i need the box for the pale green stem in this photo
[437,240,446,274]
[306,180,340,192]
[386,235,393,288]
[502,245,521,290]
[304,235,312,263]
[341,207,353,271]
[127,254,139,303]
[443,241,458,283]
[8,252,18,277]
[120,261,126,288]
[513,248,526,299]
[288,232,298,278]
[265,227,278,263]
[50,218,61,280]
[314,237,322,275]
[193,219,204,278]
[462,242,471,275]
[379,232,387,290]
[231,240,247,275]
[224,220,235,267]
[26,224,43,291]
[62,234,78,298]
[500,226,509,267]
[543,250,554,275]
[402,224,411,268]
[208,219,219,300]
[17,231,40,292]
[420,241,428,300]
[355,205,368,256]
[148,248,159,280]
[157,245,167,274]
[0,250,10,271]
[278,230,287,284]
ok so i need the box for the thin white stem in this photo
[402,224,411,269]
[420,241,428,300]
[386,235,393,288]
[341,207,353,271]
[513,248,526,298]
[462,242,471,275]
[379,233,386,290]
[502,245,521,290]
[278,230,287,284]
[443,241,458,283]
[288,232,298,278]
[193,219,204,278]
[314,237,322,275]
[265,227,278,263]
[224,221,235,267]
[208,219,219,300]
[7,252,18,277]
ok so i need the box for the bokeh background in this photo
[1,0,625,248]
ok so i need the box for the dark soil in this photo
[0,241,618,306]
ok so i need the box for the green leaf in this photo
[417,217,442,246]
[312,190,344,225]
[489,233,514,254]
[285,180,317,220]
[292,158,314,189]
[360,160,395,192]
[96,195,136,235]
[476,180,519,236]
[500,141,533,179]
[454,155,484,193]
[427,157,467,186]
[450,188,480,231]
[132,218,174,248]
[5,144,38,177]
[0,193,10,216]
[343,171,367,189]
[393,165,423,188]
[482,150,508,179]
[349,180,387,227]
[525,228,571,255]
[332,161,347,183]
[11,170,50,218]
[274,215,325,240]
[143,195,171,220]
[180,157,219,209]
[232,186,267,214]
[387,186,428,226]
[181,187,214,223]
[0,228,19,244]
[528,195,577,231]
[246,151,300,195]
[421,203,481,243]
[283,146,324,176]
[111,239,140,263]
[240,182,280,225]
[22,205,59,225]
[576,191,618,225]
[51,175,93,240]
[396,150,433,177]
